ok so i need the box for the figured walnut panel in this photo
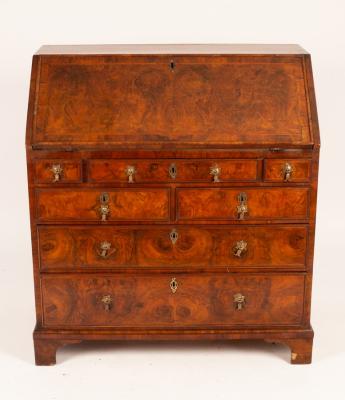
[38,225,307,270]
[177,188,309,220]
[36,189,170,221]
[41,274,305,327]
[33,57,311,146]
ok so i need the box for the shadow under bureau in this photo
[26,44,320,365]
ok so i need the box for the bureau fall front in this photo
[26,44,320,365]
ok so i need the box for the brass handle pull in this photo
[233,293,246,310]
[169,163,177,179]
[170,229,178,245]
[210,165,221,182]
[97,241,115,259]
[170,277,178,293]
[237,192,248,220]
[51,164,63,182]
[99,192,110,221]
[101,295,113,311]
[283,162,293,182]
[125,165,136,183]
[233,240,248,258]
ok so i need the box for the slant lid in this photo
[28,48,314,149]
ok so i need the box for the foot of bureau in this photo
[34,338,81,366]
[284,338,313,364]
[33,327,313,365]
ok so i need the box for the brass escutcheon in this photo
[99,193,110,221]
[237,192,248,220]
[210,164,221,182]
[170,229,178,245]
[101,294,113,311]
[169,163,177,179]
[170,277,178,293]
[282,162,293,182]
[51,164,63,182]
[233,240,248,258]
[233,293,246,310]
[125,165,136,183]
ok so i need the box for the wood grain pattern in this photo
[36,189,170,221]
[32,56,311,147]
[177,188,309,220]
[41,273,305,327]
[38,225,308,270]
[88,159,258,183]
[264,159,311,182]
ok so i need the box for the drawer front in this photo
[264,159,311,182]
[177,188,309,220]
[88,159,258,183]
[34,160,82,183]
[39,225,307,270]
[41,273,305,328]
[36,189,170,221]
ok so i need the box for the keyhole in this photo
[238,192,247,202]
[169,163,177,179]
[100,192,109,204]
[170,60,175,71]
[170,229,178,245]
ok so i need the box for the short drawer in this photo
[264,159,311,183]
[38,225,308,270]
[34,160,82,184]
[41,273,305,328]
[177,188,309,221]
[88,159,258,183]
[36,189,170,222]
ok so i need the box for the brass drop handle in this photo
[97,241,115,259]
[233,293,246,310]
[237,192,248,220]
[101,294,113,311]
[283,162,293,182]
[51,164,63,182]
[170,277,178,293]
[210,165,221,182]
[99,192,110,221]
[125,165,136,183]
[233,240,248,258]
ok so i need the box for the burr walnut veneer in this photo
[26,44,319,365]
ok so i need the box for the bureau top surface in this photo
[36,44,308,55]
[27,44,318,150]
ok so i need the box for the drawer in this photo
[34,160,82,184]
[36,189,170,222]
[39,225,307,270]
[41,273,305,328]
[264,159,311,182]
[87,159,258,183]
[177,188,309,221]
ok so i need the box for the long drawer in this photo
[41,273,305,328]
[38,225,308,270]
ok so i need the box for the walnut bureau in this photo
[26,44,320,365]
